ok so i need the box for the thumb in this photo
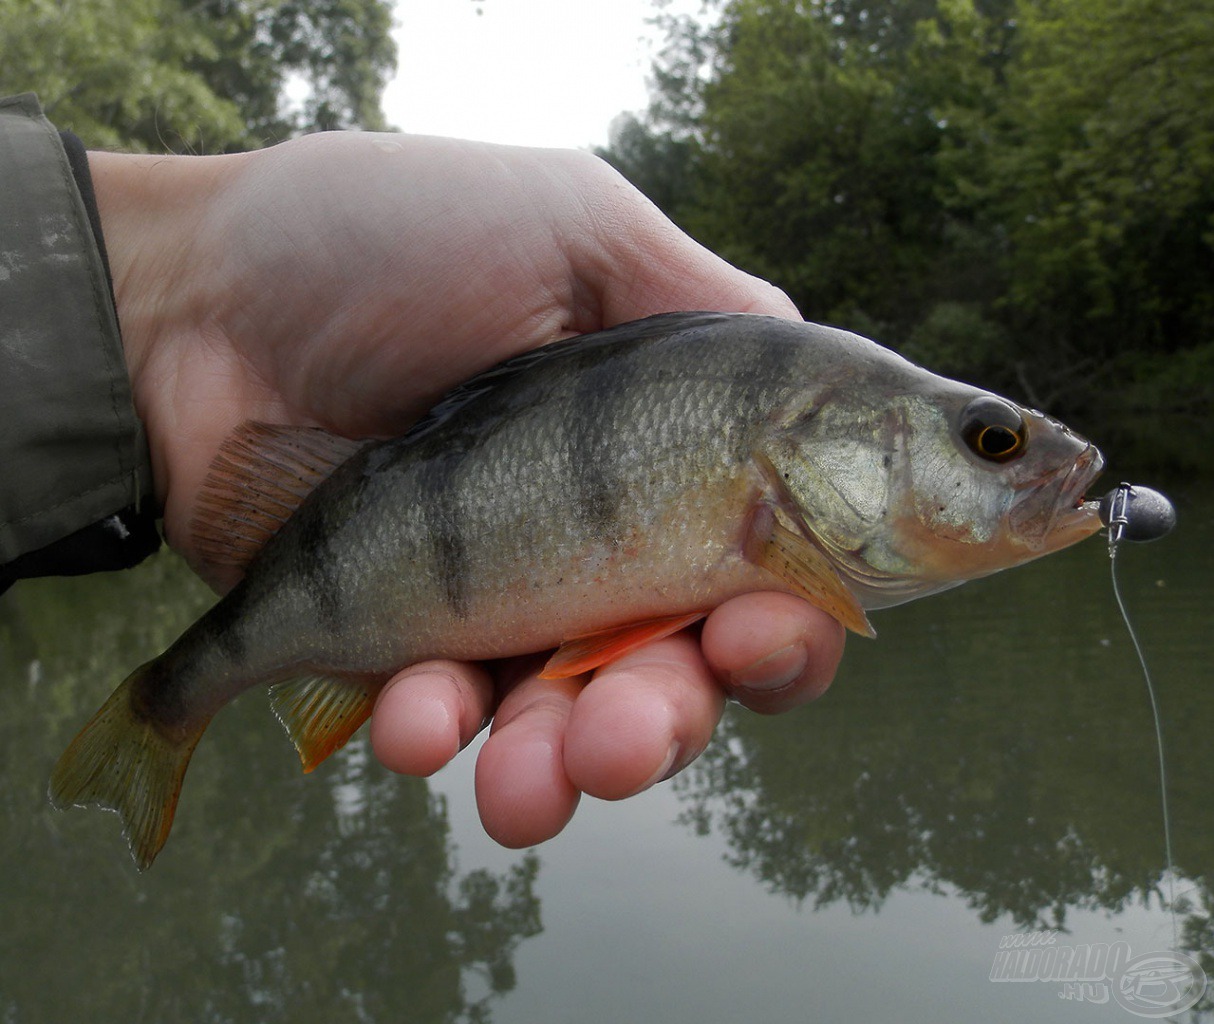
[573,162,802,328]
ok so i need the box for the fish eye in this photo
[959,397,1026,463]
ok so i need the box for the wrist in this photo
[87,149,250,507]
[86,150,245,396]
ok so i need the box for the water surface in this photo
[1,481,1210,1022]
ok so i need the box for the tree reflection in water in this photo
[3,486,1212,1021]
[672,514,1213,1008]
[0,552,541,1024]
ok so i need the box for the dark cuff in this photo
[0,508,161,591]
[0,94,161,590]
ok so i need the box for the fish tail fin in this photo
[49,663,206,871]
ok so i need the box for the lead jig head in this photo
[1097,483,1177,547]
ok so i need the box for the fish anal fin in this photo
[49,662,206,871]
[268,675,378,773]
[746,503,876,638]
[539,611,708,679]
[191,422,369,581]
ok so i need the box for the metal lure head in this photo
[1098,484,1177,547]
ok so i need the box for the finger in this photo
[474,672,583,848]
[580,161,803,325]
[563,632,724,801]
[369,660,494,776]
[700,592,845,715]
[603,231,800,324]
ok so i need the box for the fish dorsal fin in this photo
[268,675,378,773]
[539,611,708,679]
[191,423,368,577]
[746,504,876,638]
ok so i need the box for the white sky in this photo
[384,0,690,150]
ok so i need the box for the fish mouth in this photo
[1012,443,1106,550]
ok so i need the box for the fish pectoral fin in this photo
[539,612,708,679]
[49,662,206,871]
[746,505,876,638]
[268,675,378,773]
[191,422,369,580]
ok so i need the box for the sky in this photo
[384,0,696,150]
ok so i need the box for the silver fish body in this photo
[50,312,1105,868]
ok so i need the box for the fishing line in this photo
[1110,542,1176,948]
[1101,482,1179,950]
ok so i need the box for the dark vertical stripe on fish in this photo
[413,449,471,618]
[204,585,249,664]
[722,333,807,453]
[566,356,636,537]
[127,656,192,729]
[745,332,799,404]
[292,499,346,635]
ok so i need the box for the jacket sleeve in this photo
[0,93,160,591]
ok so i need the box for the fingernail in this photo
[659,742,692,783]
[642,741,682,790]
[729,641,809,693]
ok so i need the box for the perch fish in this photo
[50,312,1105,868]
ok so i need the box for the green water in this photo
[1,481,1210,1022]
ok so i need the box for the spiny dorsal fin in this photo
[191,423,368,576]
[268,675,378,773]
[539,611,708,679]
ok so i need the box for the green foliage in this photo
[604,0,1214,457]
[0,0,396,152]
[0,0,245,151]
[599,112,701,217]
[660,0,952,338]
[997,0,1214,346]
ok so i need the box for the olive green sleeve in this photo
[0,94,159,581]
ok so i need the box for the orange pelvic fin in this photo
[191,422,368,579]
[747,505,876,638]
[268,675,378,773]
[539,611,708,679]
[49,662,207,871]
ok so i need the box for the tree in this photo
[611,1,980,340]
[0,0,396,152]
[991,0,1214,413]
[602,0,1214,454]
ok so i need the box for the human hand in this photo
[88,131,845,846]
[372,594,842,846]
